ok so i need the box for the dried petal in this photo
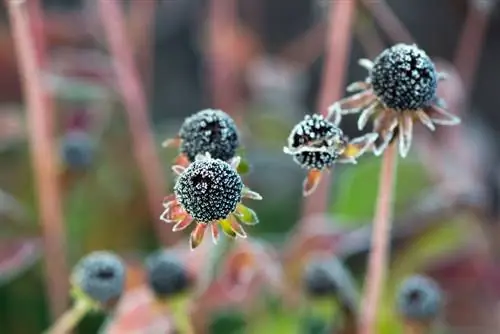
[416,110,436,131]
[241,187,262,200]
[190,224,207,250]
[331,90,376,115]
[234,203,259,225]
[211,224,220,244]
[398,115,414,158]
[427,105,461,126]
[230,217,247,238]
[346,81,370,93]
[172,216,194,232]
[219,219,237,239]
[357,102,380,130]
[161,137,181,148]
[171,165,186,176]
[341,133,378,160]
[358,58,374,71]
[303,169,323,197]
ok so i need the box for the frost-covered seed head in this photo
[303,260,339,297]
[370,44,438,111]
[174,158,243,222]
[61,130,94,169]
[145,250,190,298]
[396,275,443,321]
[72,251,126,304]
[179,109,240,162]
[288,114,347,170]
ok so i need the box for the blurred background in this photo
[1,0,500,333]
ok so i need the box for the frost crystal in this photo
[174,158,243,222]
[179,109,240,162]
[370,44,438,111]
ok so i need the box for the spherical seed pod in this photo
[179,109,240,162]
[370,44,438,111]
[287,114,348,170]
[303,260,339,297]
[396,275,443,321]
[174,158,243,222]
[61,130,95,170]
[72,251,126,305]
[145,250,190,298]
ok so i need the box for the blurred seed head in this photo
[396,275,443,321]
[71,251,126,306]
[179,109,240,162]
[370,44,438,111]
[60,130,95,170]
[174,157,243,222]
[145,250,191,298]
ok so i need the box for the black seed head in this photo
[396,275,443,321]
[370,44,438,111]
[61,130,94,170]
[145,250,190,298]
[174,157,243,222]
[72,251,126,305]
[288,114,347,170]
[179,109,240,162]
[303,260,339,297]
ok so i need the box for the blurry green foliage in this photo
[209,309,247,334]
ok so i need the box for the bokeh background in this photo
[1,0,500,333]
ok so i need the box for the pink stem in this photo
[302,0,357,217]
[7,0,69,318]
[97,0,177,246]
[360,143,398,334]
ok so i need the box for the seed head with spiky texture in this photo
[396,275,443,321]
[288,114,348,170]
[370,44,438,111]
[71,251,126,305]
[174,157,243,222]
[179,109,240,162]
[145,250,190,298]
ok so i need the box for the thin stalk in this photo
[7,0,69,318]
[302,0,357,217]
[166,295,195,334]
[96,0,176,246]
[360,143,398,334]
[43,298,92,334]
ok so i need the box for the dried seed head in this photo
[303,259,342,297]
[72,251,126,305]
[174,157,243,222]
[145,250,190,298]
[179,109,240,162]
[396,275,443,321]
[288,114,347,170]
[370,44,438,111]
[61,130,95,170]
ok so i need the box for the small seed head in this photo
[370,44,438,111]
[303,260,339,297]
[61,130,94,170]
[288,114,347,170]
[396,275,443,321]
[179,109,240,162]
[72,251,126,305]
[145,250,190,298]
[174,158,243,222]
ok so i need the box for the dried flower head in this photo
[329,43,460,158]
[145,250,191,298]
[71,251,126,307]
[161,153,262,250]
[396,275,443,321]
[162,109,240,165]
[283,114,378,196]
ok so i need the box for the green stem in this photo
[168,295,195,334]
[43,298,92,334]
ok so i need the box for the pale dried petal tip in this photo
[242,187,262,200]
[172,165,186,176]
[358,58,374,71]
[398,116,413,158]
[211,224,219,244]
[346,81,370,93]
[429,106,461,126]
[190,223,207,251]
[234,203,259,225]
[161,137,181,148]
[172,216,194,232]
[357,102,379,130]
[326,103,342,126]
[416,110,436,131]
[303,169,323,197]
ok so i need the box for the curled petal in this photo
[160,202,185,223]
[234,203,259,225]
[326,103,342,126]
[303,169,323,197]
[230,216,247,238]
[230,156,241,170]
[427,105,461,126]
[219,219,237,239]
[358,58,374,71]
[172,215,194,232]
[173,154,190,168]
[373,114,398,156]
[241,186,262,200]
[190,223,207,250]
[341,133,378,160]
[171,165,186,176]
[346,81,370,93]
[211,224,220,244]
[162,195,176,207]
[398,115,413,158]
[331,90,377,115]
[357,101,380,130]
[161,137,181,148]
[416,110,435,131]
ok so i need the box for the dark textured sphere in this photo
[396,275,443,321]
[174,158,243,222]
[288,114,347,170]
[303,260,338,297]
[145,250,190,297]
[370,44,438,111]
[61,130,94,170]
[179,109,240,162]
[72,251,125,304]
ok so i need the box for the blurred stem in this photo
[360,143,398,334]
[43,299,92,334]
[167,295,195,334]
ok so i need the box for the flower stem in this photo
[168,295,195,334]
[43,299,92,334]
[360,143,398,334]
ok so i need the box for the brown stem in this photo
[7,0,69,318]
[96,0,176,246]
[360,143,398,334]
[302,0,357,218]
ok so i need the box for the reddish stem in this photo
[360,143,398,334]
[97,0,176,246]
[7,0,69,318]
[302,0,357,217]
